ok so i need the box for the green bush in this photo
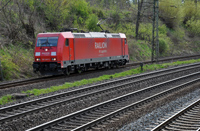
[0,50,20,80]
[110,10,123,26]
[159,0,184,28]
[159,38,169,55]
[183,1,200,23]
[159,24,167,35]
[70,0,90,25]
[86,14,100,31]
[139,23,152,40]
[43,0,69,30]
[0,45,34,80]
[186,18,200,36]
[173,27,185,40]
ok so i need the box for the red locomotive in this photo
[33,32,129,75]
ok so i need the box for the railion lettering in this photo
[95,42,107,49]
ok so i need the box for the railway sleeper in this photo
[91,127,102,131]
[57,123,76,128]
[51,126,71,131]
[81,116,99,120]
[84,113,102,117]
[178,117,200,122]
[184,112,200,117]
[172,121,200,127]
[168,123,199,130]
[68,119,85,124]
[176,119,199,124]
[185,109,200,113]
[180,115,200,120]
[75,116,95,121]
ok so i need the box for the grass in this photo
[0,58,200,105]
[0,95,13,105]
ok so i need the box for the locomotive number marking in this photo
[42,52,50,56]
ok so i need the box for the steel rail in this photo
[0,75,61,89]
[0,63,199,123]
[0,54,200,89]
[26,75,200,131]
[152,99,200,131]
[127,54,200,66]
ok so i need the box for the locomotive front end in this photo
[33,33,61,75]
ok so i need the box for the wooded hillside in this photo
[0,0,200,80]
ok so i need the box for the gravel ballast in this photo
[115,84,200,131]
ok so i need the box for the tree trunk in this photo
[136,0,144,41]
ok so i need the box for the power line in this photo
[151,0,159,63]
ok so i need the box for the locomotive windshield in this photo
[36,37,58,47]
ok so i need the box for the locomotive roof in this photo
[38,32,126,38]
[72,32,124,38]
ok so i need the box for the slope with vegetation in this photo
[0,0,200,80]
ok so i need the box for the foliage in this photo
[183,1,200,23]
[159,0,184,29]
[159,24,167,35]
[138,23,152,40]
[186,18,200,36]
[0,95,13,105]
[0,45,34,80]
[86,14,101,31]
[159,38,169,55]
[109,9,124,27]
[0,49,20,80]
[137,41,151,59]
[70,0,90,25]
[43,0,70,30]
[90,7,105,18]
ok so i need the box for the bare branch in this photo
[0,0,12,11]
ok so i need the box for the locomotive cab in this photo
[33,33,61,75]
[33,32,74,75]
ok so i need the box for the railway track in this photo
[0,63,199,123]
[0,62,199,130]
[26,73,200,131]
[0,76,62,89]
[152,99,200,131]
[0,54,200,90]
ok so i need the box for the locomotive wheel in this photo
[95,64,101,70]
[66,70,70,76]
[64,67,70,76]
[107,64,111,69]
[114,64,119,68]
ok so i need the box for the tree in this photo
[136,0,144,40]
[0,0,44,45]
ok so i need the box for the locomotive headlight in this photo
[51,58,56,61]
[36,58,41,61]
[51,52,56,56]
[45,49,48,51]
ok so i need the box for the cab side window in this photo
[65,39,69,46]
[125,39,127,44]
